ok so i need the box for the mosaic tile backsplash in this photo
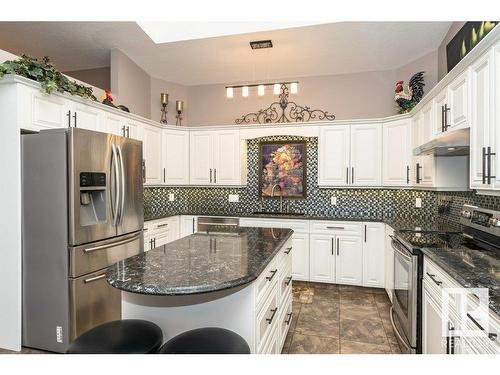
[144,135,500,222]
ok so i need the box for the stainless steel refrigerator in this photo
[21,128,144,353]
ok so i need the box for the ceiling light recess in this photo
[225,81,298,98]
[250,39,273,49]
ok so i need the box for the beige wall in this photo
[63,67,110,92]
[186,50,440,126]
[438,22,466,81]
[110,49,151,118]
[150,77,189,125]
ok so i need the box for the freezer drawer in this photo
[69,268,121,341]
[69,230,143,278]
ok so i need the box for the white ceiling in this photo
[0,21,451,86]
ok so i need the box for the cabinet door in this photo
[102,112,123,136]
[72,103,102,131]
[213,130,241,185]
[180,216,197,237]
[421,102,434,144]
[448,70,469,129]
[142,124,163,185]
[318,125,350,186]
[163,129,190,185]
[362,223,385,287]
[350,123,382,186]
[434,88,448,134]
[382,119,412,186]
[124,120,141,141]
[384,226,394,302]
[291,233,310,281]
[336,235,363,285]
[30,90,71,130]
[419,155,435,187]
[190,131,213,185]
[309,234,335,283]
[422,284,447,354]
[470,50,494,189]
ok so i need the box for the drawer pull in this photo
[426,272,442,286]
[266,269,278,281]
[326,226,344,230]
[266,307,278,324]
[285,276,292,286]
[285,312,293,325]
[157,223,169,228]
[284,247,292,254]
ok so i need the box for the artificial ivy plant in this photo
[0,55,97,101]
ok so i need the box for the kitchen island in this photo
[106,227,294,354]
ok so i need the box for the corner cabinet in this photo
[162,129,190,185]
[382,118,412,186]
[318,123,382,187]
[189,129,246,186]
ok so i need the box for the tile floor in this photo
[283,281,403,354]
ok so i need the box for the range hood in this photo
[414,127,470,156]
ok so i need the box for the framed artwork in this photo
[259,141,306,199]
[447,21,497,73]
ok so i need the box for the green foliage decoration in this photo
[0,55,97,101]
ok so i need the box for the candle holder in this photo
[160,93,169,124]
[175,100,184,126]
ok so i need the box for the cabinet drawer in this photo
[278,260,293,304]
[256,287,279,352]
[240,218,309,234]
[310,220,362,235]
[255,258,279,310]
[277,239,293,269]
[278,294,293,352]
[260,320,279,354]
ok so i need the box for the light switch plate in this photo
[228,194,239,203]
[169,193,175,201]
[415,197,422,208]
[331,196,337,205]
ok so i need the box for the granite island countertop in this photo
[421,243,500,317]
[106,227,293,296]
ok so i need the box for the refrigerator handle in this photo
[111,144,121,227]
[117,144,126,225]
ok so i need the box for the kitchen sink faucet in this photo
[271,184,284,213]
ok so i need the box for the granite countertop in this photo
[421,244,500,317]
[106,227,293,296]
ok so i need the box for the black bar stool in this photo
[158,327,250,354]
[67,319,163,354]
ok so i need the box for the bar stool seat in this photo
[67,319,163,354]
[158,327,250,354]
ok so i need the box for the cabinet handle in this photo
[443,104,450,131]
[346,167,349,184]
[192,218,195,233]
[487,146,496,184]
[214,168,217,183]
[285,312,293,325]
[337,238,340,256]
[465,313,497,341]
[326,226,344,230]
[163,168,166,183]
[284,247,292,254]
[266,269,278,281]
[121,125,126,137]
[441,105,445,132]
[406,165,410,184]
[153,238,156,248]
[209,168,212,183]
[157,223,169,228]
[126,126,130,138]
[285,276,292,286]
[482,147,487,184]
[446,321,455,354]
[426,272,442,286]
[331,238,334,255]
[416,163,422,184]
[266,307,278,324]
[142,160,146,183]
[67,110,72,127]
[364,225,367,242]
[352,167,354,184]
[73,112,77,127]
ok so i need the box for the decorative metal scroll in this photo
[235,83,336,124]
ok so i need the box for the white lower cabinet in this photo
[309,234,336,283]
[422,281,450,354]
[336,235,363,285]
[180,215,198,238]
[144,216,180,251]
[362,222,385,287]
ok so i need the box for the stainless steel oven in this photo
[390,235,420,354]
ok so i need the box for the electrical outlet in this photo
[169,193,175,202]
[228,194,239,203]
[415,197,422,208]
[331,196,337,205]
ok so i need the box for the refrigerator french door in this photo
[22,128,143,353]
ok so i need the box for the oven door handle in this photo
[390,306,411,352]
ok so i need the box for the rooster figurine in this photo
[395,71,425,113]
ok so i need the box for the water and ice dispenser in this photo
[79,172,107,226]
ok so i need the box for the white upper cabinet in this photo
[22,86,72,131]
[350,123,382,186]
[470,49,495,189]
[382,118,412,186]
[318,123,381,187]
[421,101,434,144]
[122,119,141,140]
[190,129,244,186]
[318,125,350,186]
[434,88,448,135]
[102,112,123,136]
[362,222,385,288]
[142,124,163,185]
[190,131,214,185]
[448,70,469,129]
[162,129,190,185]
[71,102,102,131]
